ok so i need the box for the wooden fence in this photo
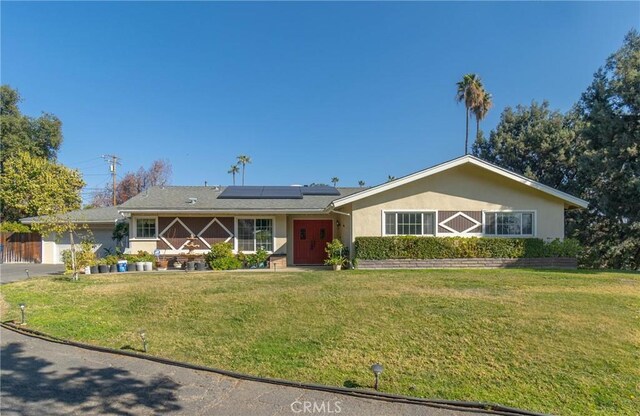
[0,232,42,263]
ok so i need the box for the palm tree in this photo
[473,90,493,141]
[358,180,365,187]
[387,175,396,182]
[236,155,251,186]
[456,74,484,154]
[227,165,240,186]
[331,177,339,187]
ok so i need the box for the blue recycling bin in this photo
[117,260,127,272]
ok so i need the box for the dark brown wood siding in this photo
[1,232,42,263]
[157,217,234,249]
[437,211,482,234]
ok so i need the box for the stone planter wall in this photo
[357,257,577,269]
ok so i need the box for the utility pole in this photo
[102,155,121,206]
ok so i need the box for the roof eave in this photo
[331,155,589,209]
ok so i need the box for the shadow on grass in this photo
[120,344,145,353]
[343,380,364,388]
[1,341,181,415]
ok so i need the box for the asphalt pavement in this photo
[0,264,65,284]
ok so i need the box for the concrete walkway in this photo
[0,327,485,416]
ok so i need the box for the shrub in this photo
[355,237,581,260]
[205,242,242,270]
[136,251,155,262]
[324,239,346,266]
[61,240,96,272]
[246,248,269,268]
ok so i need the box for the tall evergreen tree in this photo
[472,101,582,195]
[573,29,640,269]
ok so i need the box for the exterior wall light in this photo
[371,363,383,390]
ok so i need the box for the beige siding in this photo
[351,164,567,241]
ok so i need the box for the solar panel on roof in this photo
[218,186,264,199]
[301,186,341,196]
[261,186,302,199]
[218,186,303,199]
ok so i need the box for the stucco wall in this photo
[42,225,116,264]
[351,164,567,241]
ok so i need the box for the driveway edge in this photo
[0,321,546,416]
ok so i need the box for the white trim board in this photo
[330,155,588,209]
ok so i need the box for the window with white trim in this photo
[384,212,435,236]
[237,219,273,252]
[484,212,534,236]
[135,218,157,238]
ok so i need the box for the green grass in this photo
[1,269,638,415]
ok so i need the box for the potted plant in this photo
[124,254,137,271]
[156,258,168,271]
[97,259,110,274]
[171,257,182,269]
[324,239,346,271]
[104,255,119,273]
[90,259,99,275]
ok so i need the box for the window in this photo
[237,218,273,252]
[384,212,435,236]
[484,212,534,236]
[136,218,156,238]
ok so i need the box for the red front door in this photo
[293,220,333,265]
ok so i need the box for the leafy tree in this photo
[228,164,239,185]
[456,74,484,154]
[472,101,582,195]
[358,180,365,187]
[572,29,640,269]
[91,159,172,206]
[0,151,85,222]
[236,155,251,186]
[387,175,396,182]
[331,177,339,187]
[29,210,93,281]
[0,85,63,168]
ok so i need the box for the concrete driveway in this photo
[0,327,488,416]
[0,264,65,284]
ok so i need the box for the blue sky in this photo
[2,2,638,201]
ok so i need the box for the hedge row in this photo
[354,236,581,260]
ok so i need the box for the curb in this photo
[1,322,549,416]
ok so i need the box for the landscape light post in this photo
[19,303,26,325]
[371,363,383,391]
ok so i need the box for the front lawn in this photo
[1,269,638,415]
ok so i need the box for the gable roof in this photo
[118,186,363,213]
[21,205,122,224]
[330,155,588,209]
